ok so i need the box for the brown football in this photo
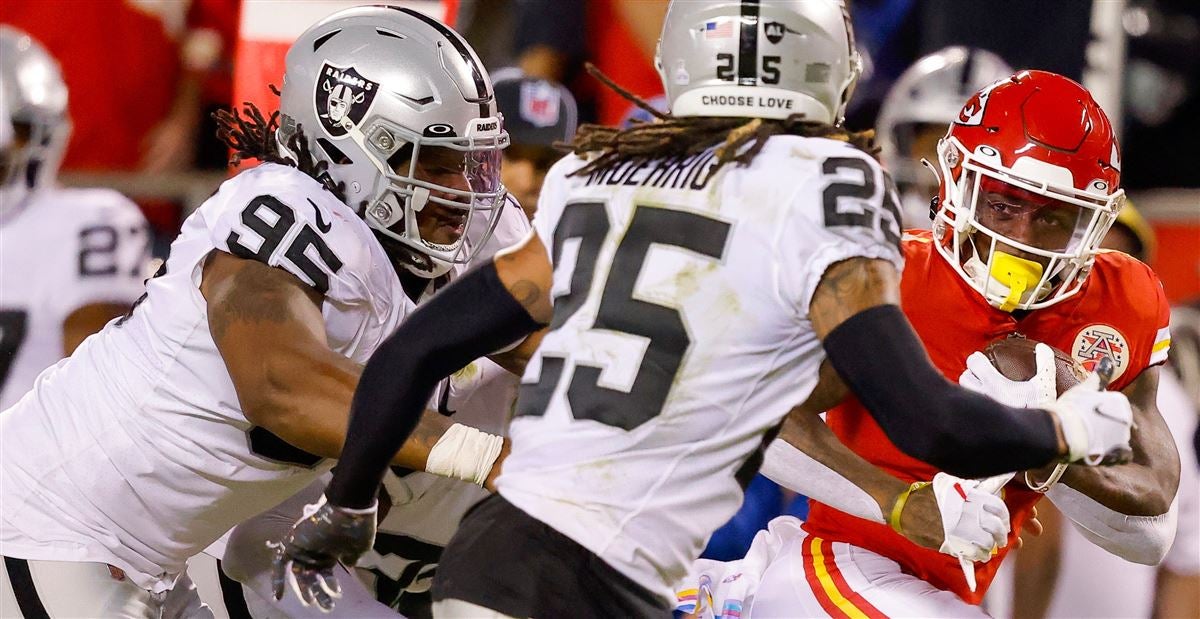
[983,334,1087,396]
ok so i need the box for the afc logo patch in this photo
[315,63,379,137]
[1072,324,1130,383]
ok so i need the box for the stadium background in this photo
[1,1,1197,618]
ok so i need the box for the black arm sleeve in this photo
[823,304,1061,477]
[325,262,544,508]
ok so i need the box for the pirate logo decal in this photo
[1072,324,1130,383]
[316,63,379,137]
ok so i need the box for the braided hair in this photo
[213,87,346,202]
[564,65,877,183]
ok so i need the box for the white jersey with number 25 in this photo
[497,135,905,600]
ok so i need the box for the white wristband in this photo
[425,423,504,487]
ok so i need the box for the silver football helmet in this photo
[0,26,70,214]
[876,46,1012,227]
[655,0,862,125]
[278,6,509,278]
[876,46,1012,186]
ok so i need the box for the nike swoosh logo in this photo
[308,198,332,233]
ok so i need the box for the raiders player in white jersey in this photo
[218,210,528,619]
[0,7,519,617]
[0,27,150,411]
[274,1,1137,617]
[224,70,583,615]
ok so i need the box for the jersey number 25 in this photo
[517,203,731,431]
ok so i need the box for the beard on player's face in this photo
[384,146,472,247]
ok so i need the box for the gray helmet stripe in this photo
[738,0,760,86]
[960,48,976,94]
[392,7,491,117]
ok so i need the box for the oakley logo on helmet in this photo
[423,123,456,137]
[315,63,379,137]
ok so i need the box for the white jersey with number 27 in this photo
[497,135,905,600]
[0,187,149,409]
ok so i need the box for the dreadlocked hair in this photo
[213,89,347,202]
[565,63,877,181]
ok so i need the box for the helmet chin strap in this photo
[962,241,1047,312]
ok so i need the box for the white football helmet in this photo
[0,26,70,217]
[655,0,862,125]
[278,6,509,278]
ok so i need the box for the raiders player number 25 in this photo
[277,1,1136,617]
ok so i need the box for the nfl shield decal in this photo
[315,63,379,137]
[1072,324,1130,382]
[519,80,561,128]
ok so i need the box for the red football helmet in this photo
[930,70,1124,311]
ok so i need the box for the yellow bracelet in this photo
[889,481,931,534]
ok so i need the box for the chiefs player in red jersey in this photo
[676,70,1180,618]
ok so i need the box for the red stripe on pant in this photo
[820,539,888,619]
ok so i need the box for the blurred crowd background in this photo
[1,0,1196,300]
[2,1,1198,618]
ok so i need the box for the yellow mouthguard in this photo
[990,252,1044,312]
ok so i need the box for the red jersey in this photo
[803,230,1172,604]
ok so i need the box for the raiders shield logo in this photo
[764,21,788,45]
[315,63,379,137]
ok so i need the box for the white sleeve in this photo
[774,150,905,318]
[1048,482,1178,565]
[69,191,151,308]
[204,175,365,303]
[760,436,885,524]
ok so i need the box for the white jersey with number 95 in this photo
[0,163,528,593]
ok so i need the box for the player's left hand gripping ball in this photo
[270,495,377,612]
[958,343,1057,408]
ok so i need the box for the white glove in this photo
[958,343,1057,408]
[933,472,1011,564]
[1045,373,1134,465]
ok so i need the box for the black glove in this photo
[270,495,377,612]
